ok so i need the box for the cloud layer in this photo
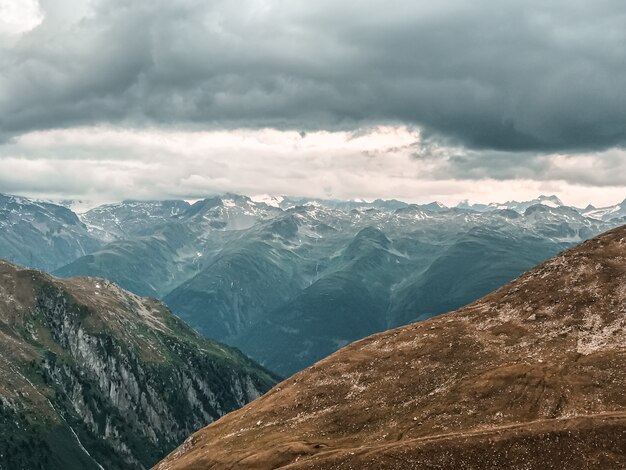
[2,125,626,207]
[2,0,625,151]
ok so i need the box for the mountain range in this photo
[157,224,626,469]
[2,192,626,375]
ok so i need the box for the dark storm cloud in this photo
[1,0,625,151]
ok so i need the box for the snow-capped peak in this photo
[251,194,285,208]
[536,195,563,208]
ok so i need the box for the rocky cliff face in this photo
[0,260,276,470]
[156,225,626,469]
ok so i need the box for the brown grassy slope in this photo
[156,225,626,469]
[0,259,262,368]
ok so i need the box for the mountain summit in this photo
[157,225,626,469]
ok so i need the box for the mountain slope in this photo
[0,194,101,272]
[583,199,626,221]
[54,223,199,298]
[165,240,305,340]
[80,200,190,242]
[157,225,626,469]
[231,227,417,376]
[0,260,276,470]
[386,226,566,327]
[56,195,282,298]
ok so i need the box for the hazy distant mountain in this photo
[582,199,626,221]
[1,192,625,375]
[0,193,101,272]
[0,260,276,470]
[80,200,190,242]
[460,194,565,213]
[279,196,410,212]
[158,225,626,470]
[55,195,282,298]
[411,201,448,212]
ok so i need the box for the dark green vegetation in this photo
[2,192,626,375]
[0,260,276,470]
[0,405,100,470]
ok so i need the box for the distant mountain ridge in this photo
[2,192,626,375]
[582,199,626,221]
[80,200,191,242]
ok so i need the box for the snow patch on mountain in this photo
[250,195,285,208]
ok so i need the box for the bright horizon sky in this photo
[1,0,625,207]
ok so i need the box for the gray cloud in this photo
[1,0,625,151]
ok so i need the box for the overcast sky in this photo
[1,0,625,206]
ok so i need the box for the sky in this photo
[0,0,625,207]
